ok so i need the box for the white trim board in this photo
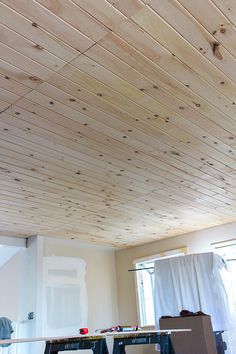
[0,329,191,345]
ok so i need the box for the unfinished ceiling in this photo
[0,0,236,247]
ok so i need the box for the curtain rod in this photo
[128,258,236,272]
[128,267,154,272]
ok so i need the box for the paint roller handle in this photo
[119,325,141,332]
[96,325,141,333]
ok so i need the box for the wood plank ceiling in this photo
[0,0,236,248]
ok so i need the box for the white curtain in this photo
[153,252,230,331]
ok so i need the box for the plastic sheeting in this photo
[154,252,230,331]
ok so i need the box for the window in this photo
[134,247,187,327]
[212,240,236,354]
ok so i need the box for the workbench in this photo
[0,329,190,354]
[0,334,108,354]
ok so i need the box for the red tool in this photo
[80,328,89,335]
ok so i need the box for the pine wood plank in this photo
[212,0,236,28]
[97,33,234,136]
[129,5,236,103]
[72,0,126,30]
[176,0,236,59]
[47,73,153,126]
[7,94,236,195]
[0,128,153,195]
[0,1,79,61]
[0,42,53,81]
[50,55,236,162]
[1,0,236,246]
[36,0,109,42]
[3,142,235,214]
[1,0,94,55]
[0,87,20,104]
[52,62,236,171]
[2,124,233,207]
[147,0,236,84]
[19,88,236,183]
[107,0,144,17]
[0,74,32,96]
[0,58,41,88]
[0,169,112,212]
[71,54,166,114]
[0,136,154,195]
[0,148,144,204]
[0,23,67,71]
[59,63,151,119]
[6,98,236,202]
[0,166,121,211]
[0,106,229,201]
[82,44,236,144]
[109,21,236,120]
[0,99,11,113]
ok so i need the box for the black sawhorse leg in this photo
[44,336,109,354]
[112,333,175,354]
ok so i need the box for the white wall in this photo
[43,237,119,333]
[0,251,22,322]
[0,237,26,321]
[0,246,22,268]
[115,220,236,326]
[41,237,118,354]
[0,235,118,353]
[16,236,43,354]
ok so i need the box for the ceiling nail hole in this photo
[35,44,43,50]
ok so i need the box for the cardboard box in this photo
[160,315,217,354]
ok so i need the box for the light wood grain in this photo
[1,0,236,247]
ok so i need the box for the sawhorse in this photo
[112,332,175,354]
[44,335,109,354]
